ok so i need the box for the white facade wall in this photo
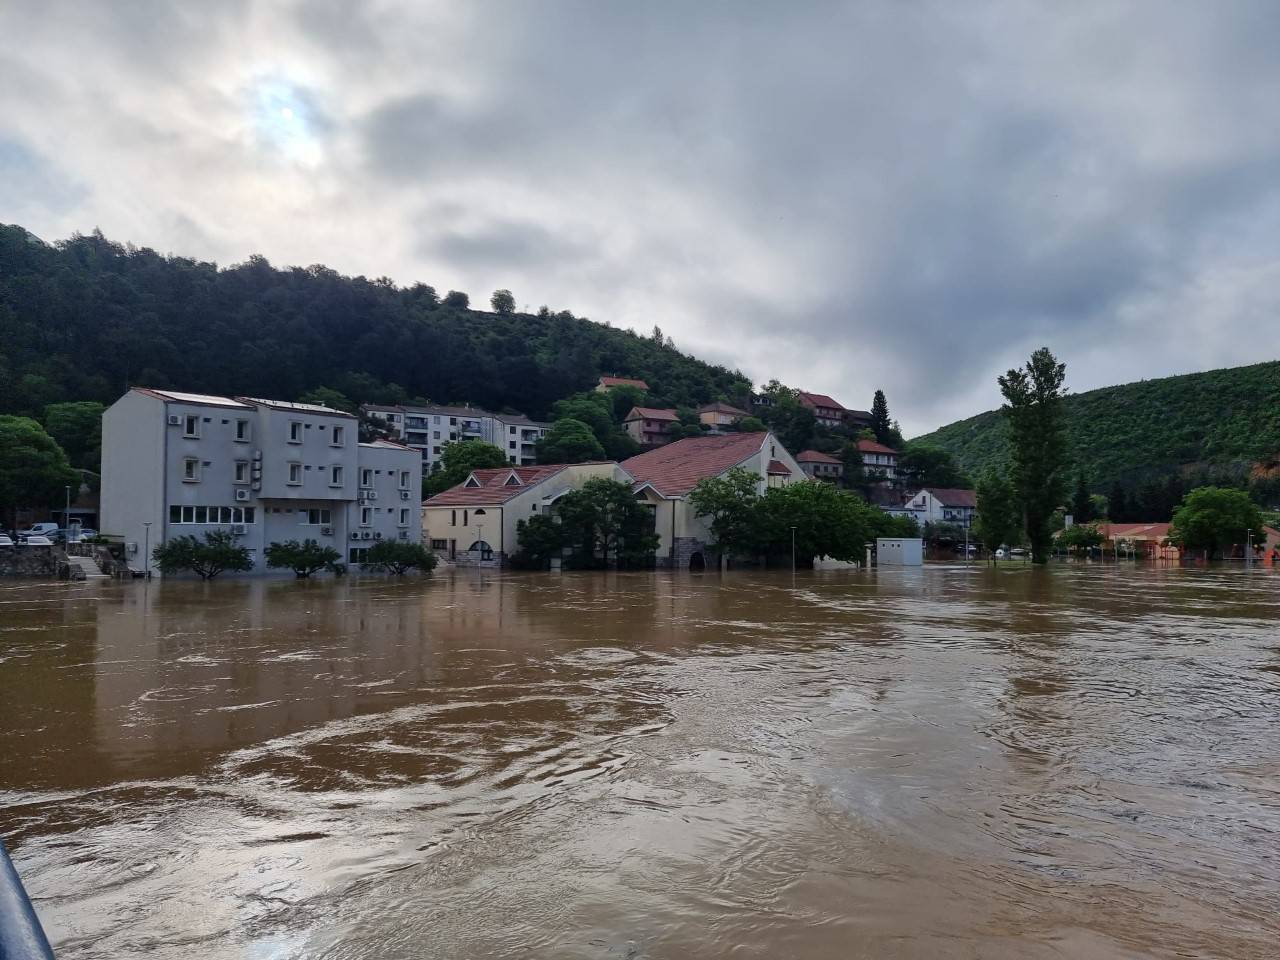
[101,390,421,576]
[365,406,549,472]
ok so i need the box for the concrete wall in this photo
[100,390,167,573]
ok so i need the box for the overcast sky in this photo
[3,1,1279,433]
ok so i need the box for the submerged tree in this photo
[152,531,253,580]
[265,539,342,577]
[998,348,1068,563]
[972,470,1022,559]
[1169,486,1263,559]
[364,539,439,575]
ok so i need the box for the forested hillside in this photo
[0,225,751,419]
[915,361,1280,487]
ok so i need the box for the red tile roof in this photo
[923,487,977,508]
[1096,522,1172,541]
[856,438,898,455]
[698,401,749,416]
[425,465,568,506]
[766,459,793,475]
[796,449,841,464]
[599,376,650,390]
[623,432,770,497]
[798,391,846,412]
[625,406,679,421]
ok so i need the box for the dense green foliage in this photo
[264,539,342,577]
[972,470,1022,553]
[0,416,80,528]
[544,392,638,459]
[364,539,439,575]
[536,418,607,464]
[152,531,253,580]
[999,348,1069,563]
[870,390,891,445]
[689,468,916,566]
[1169,487,1264,558]
[915,360,1280,492]
[896,443,971,489]
[43,402,104,472]
[422,440,510,497]
[1057,523,1103,552]
[514,477,658,569]
[0,224,751,421]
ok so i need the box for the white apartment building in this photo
[101,389,422,575]
[362,404,551,473]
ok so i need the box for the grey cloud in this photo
[3,1,1280,433]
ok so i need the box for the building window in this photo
[331,425,345,446]
[361,468,373,488]
[303,508,332,525]
[182,457,200,482]
[330,465,344,486]
[451,510,457,526]
[360,507,372,526]
[398,508,409,527]
[234,419,250,442]
[289,420,303,443]
[288,462,302,485]
[234,460,249,483]
[183,414,200,438]
[430,539,448,550]
[399,470,411,489]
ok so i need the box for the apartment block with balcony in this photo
[101,389,421,575]
[362,403,550,472]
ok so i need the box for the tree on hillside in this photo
[490,289,515,315]
[536,418,607,464]
[839,443,870,496]
[998,347,1068,563]
[1169,487,1264,559]
[1107,481,1128,522]
[738,415,765,433]
[43,401,104,472]
[298,387,356,414]
[756,381,816,453]
[870,390,892,445]
[152,531,253,580]
[265,539,342,577]
[1070,471,1093,523]
[0,416,80,530]
[549,392,638,459]
[443,290,470,309]
[423,440,509,497]
[897,443,970,490]
[973,470,1022,558]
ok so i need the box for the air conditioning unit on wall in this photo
[321,526,334,536]
[351,532,361,541]
[367,491,378,501]
[400,490,410,500]
[230,524,247,535]
[167,414,182,426]
[361,531,372,539]
[234,489,250,502]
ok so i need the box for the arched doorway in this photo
[468,540,493,561]
[687,551,706,573]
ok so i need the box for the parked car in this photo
[19,535,54,546]
[0,534,14,548]
[17,522,59,539]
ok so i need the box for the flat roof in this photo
[138,388,254,409]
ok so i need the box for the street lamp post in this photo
[1246,528,1253,568]
[64,485,71,530]
[790,525,796,574]
[142,522,152,579]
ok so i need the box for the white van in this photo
[18,522,59,539]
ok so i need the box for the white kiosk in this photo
[876,537,923,566]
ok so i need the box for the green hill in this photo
[0,224,751,420]
[914,361,1280,486]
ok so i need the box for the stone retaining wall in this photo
[0,546,82,579]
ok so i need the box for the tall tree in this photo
[896,443,971,489]
[1107,480,1128,522]
[549,478,659,568]
[1070,471,1093,523]
[870,389,892,445]
[490,289,515,315]
[998,347,1068,563]
[0,416,80,530]
[43,401,104,471]
[972,470,1021,558]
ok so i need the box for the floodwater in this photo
[1,566,1279,960]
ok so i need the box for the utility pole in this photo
[142,522,152,579]
[1246,529,1253,568]
[790,525,796,574]
[64,485,71,530]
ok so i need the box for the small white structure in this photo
[876,537,923,566]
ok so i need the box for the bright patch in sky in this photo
[253,79,321,166]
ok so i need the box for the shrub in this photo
[364,539,439,575]
[265,539,342,577]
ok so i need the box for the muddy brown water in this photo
[1,565,1278,959]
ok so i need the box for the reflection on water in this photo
[2,566,1279,958]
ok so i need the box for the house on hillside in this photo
[856,438,899,480]
[796,449,843,482]
[698,401,749,433]
[624,406,680,447]
[362,403,550,473]
[797,391,848,428]
[895,487,978,530]
[102,388,421,575]
[596,375,650,393]
[422,462,630,565]
[623,432,805,569]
